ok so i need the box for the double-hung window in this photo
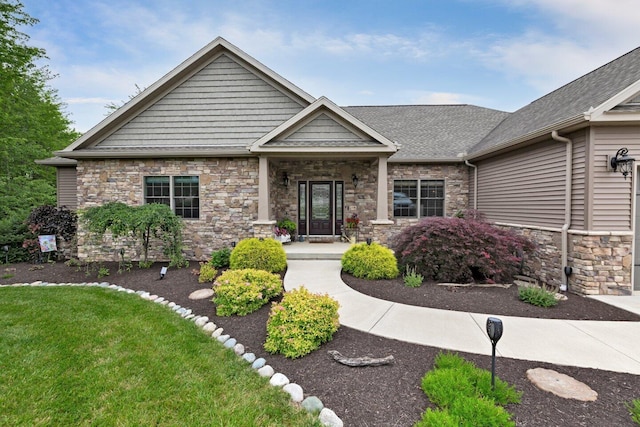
[393,179,444,218]
[144,176,200,219]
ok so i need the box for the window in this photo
[393,179,444,218]
[144,176,199,219]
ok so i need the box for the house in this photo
[45,37,640,295]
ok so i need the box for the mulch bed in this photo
[2,261,640,426]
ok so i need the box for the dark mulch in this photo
[2,261,640,426]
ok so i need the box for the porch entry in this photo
[298,181,344,236]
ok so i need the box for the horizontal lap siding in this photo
[285,114,364,141]
[591,126,640,231]
[477,140,567,227]
[98,54,304,148]
[571,131,586,229]
[57,167,77,209]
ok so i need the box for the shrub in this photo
[210,247,231,268]
[392,215,535,283]
[518,286,558,308]
[213,269,283,316]
[198,262,218,283]
[341,242,399,279]
[403,265,424,288]
[229,238,287,273]
[627,399,640,425]
[419,352,520,426]
[264,287,340,358]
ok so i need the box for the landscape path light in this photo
[486,316,503,390]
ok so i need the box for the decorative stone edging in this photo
[0,281,344,427]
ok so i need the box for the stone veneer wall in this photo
[371,163,470,245]
[495,224,632,296]
[76,158,260,262]
[569,232,632,295]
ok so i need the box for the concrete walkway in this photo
[282,243,640,375]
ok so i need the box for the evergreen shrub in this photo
[264,287,340,358]
[210,247,231,268]
[213,268,283,316]
[341,242,399,279]
[392,214,535,283]
[229,238,287,273]
[198,262,217,283]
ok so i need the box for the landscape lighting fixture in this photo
[159,266,168,280]
[486,317,503,389]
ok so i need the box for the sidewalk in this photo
[283,255,640,375]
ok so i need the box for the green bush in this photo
[419,352,520,427]
[213,269,283,316]
[404,265,424,288]
[341,242,399,279]
[627,399,640,425]
[392,215,535,283]
[415,408,459,427]
[276,218,296,235]
[229,238,287,273]
[264,287,340,359]
[518,286,558,308]
[210,247,231,268]
[198,262,218,283]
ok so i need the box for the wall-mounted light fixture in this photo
[352,174,359,188]
[283,172,290,187]
[610,147,635,179]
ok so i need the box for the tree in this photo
[0,1,80,260]
[82,202,187,268]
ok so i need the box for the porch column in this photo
[375,156,389,221]
[257,156,270,221]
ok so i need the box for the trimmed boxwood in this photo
[229,238,287,273]
[341,242,399,280]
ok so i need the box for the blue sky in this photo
[22,0,640,132]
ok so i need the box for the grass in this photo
[0,286,320,427]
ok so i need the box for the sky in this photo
[21,0,640,133]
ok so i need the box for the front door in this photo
[309,181,333,235]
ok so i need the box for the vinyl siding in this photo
[591,126,640,231]
[57,167,77,209]
[571,131,587,229]
[97,54,305,148]
[476,140,568,227]
[284,113,366,141]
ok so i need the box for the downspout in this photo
[551,131,573,291]
[465,160,478,210]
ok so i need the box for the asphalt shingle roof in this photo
[472,47,640,155]
[344,105,509,161]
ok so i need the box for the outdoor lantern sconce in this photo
[283,172,289,187]
[610,147,635,179]
[352,174,359,188]
[486,317,503,389]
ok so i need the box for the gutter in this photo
[551,130,573,292]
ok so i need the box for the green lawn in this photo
[0,286,320,427]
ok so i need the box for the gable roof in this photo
[57,37,315,158]
[471,47,640,157]
[251,97,397,155]
[345,105,509,161]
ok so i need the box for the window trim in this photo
[144,175,200,219]
[393,179,445,218]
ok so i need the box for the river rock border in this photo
[0,281,344,427]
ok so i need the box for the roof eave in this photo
[54,148,252,159]
[466,115,586,160]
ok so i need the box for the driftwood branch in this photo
[328,350,395,367]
